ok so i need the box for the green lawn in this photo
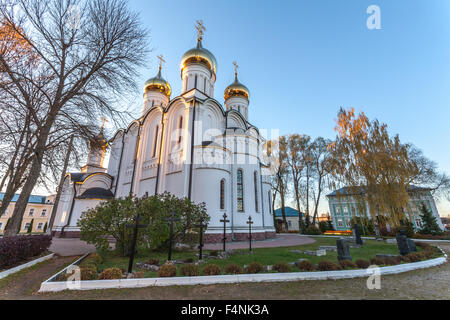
[96,237,416,277]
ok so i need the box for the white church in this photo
[52,22,276,243]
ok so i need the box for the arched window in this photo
[254,171,259,212]
[220,179,225,210]
[203,77,207,92]
[194,75,198,89]
[152,125,159,158]
[237,169,244,212]
[268,190,272,214]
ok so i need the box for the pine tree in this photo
[418,203,442,235]
[27,219,34,234]
[43,222,48,233]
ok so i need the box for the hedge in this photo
[0,235,52,270]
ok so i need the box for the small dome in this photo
[224,77,250,100]
[144,69,171,97]
[90,130,108,149]
[180,41,217,76]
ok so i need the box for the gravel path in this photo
[204,234,316,250]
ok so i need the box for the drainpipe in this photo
[259,162,265,229]
[60,182,77,237]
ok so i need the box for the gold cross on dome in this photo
[195,20,206,42]
[157,54,165,71]
[233,61,239,76]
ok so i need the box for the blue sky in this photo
[124,0,450,216]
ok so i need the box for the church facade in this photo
[52,22,276,242]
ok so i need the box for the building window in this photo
[415,219,423,228]
[268,191,272,214]
[0,223,3,230]
[194,75,198,89]
[28,208,34,217]
[41,209,47,217]
[237,169,244,212]
[253,171,259,212]
[152,125,159,158]
[37,223,43,230]
[288,221,292,227]
[343,206,348,214]
[24,223,30,230]
[337,220,343,227]
[220,179,225,210]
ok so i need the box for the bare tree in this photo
[0,0,149,236]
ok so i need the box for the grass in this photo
[95,237,420,277]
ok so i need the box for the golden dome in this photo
[144,69,171,97]
[180,41,217,76]
[224,76,250,100]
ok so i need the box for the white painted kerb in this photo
[0,253,54,280]
[39,254,447,292]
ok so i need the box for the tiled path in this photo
[204,234,316,250]
[49,238,96,256]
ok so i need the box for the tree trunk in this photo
[280,184,288,232]
[312,176,322,225]
[305,166,310,226]
[47,134,74,235]
[4,117,53,237]
[293,179,304,233]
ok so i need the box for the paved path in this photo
[49,238,96,256]
[204,234,316,250]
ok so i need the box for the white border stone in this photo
[0,253,54,280]
[39,249,448,292]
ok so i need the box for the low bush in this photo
[273,263,291,273]
[339,260,357,270]
[209,251,219,257]
[382,256,401,265]
[79,262,98,272]
[355,259,371,269]
[246,262,264,274]
[224,264,243,274]
[317,260,338,271]
[80,267,98,280]
[369,257,385,266]
[202,264,222,276]
[158,264,177,277]
[146,258,160,265]
[98,268,123,280]
[0,235,52,270]
[303,225,321,235]
[183,258,194,264]
[180,264,200,276]
[134,271,145,278]
[403,252,425,263]
[295,260,316,271]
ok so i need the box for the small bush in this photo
[202,264,222,276]
[295,260,316,271]
[317,260,338,271]
[158,264,177,277]
[304,225,321,235]
[80,267,98,280]
[339,260,357,270]
[246,262,264,274]
[99,268,123,280]
[183,258,194,264]
[146,258,160,265]
[209,251,219,257]
[134,271,145,278]
[273,263,291,273]
[225,264,243,274]
[355,259,370,269]
[382,256,401,265]
[369,257,385,266]
[79,262,98,272]
[404,252,425,263]
[180,264,200,276]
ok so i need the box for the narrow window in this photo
[237,169,244,212]
[220,179,225,210]
[203,78,207,92]
[152,125,159,158]
[268,191,272,214]
[194,75,198,89]
[254,171,259,212]
[177,116,183,145]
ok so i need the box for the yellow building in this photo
[0,193,55,234]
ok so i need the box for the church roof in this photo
[0,193,47,204]
[327,185,432,197]
[274,206,305,217]
[78,187,114,200]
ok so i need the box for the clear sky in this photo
[122,0,450,216]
